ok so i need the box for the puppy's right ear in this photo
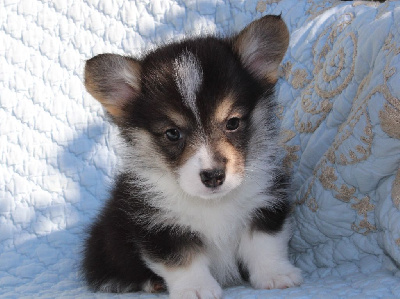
[84,54,141,118]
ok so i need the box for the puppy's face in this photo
[84,15,289,200]
[135,47,264,199]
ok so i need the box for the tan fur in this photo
[177,134,203,167]
[216,139,245,177]
[167,110,190,130]
[214,96,235,123]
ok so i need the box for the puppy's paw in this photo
[170,287,222,299]
[170,284,222,299]
[169,276,222,299]
[250,262,302,290]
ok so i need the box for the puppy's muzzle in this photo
[200,169,225,188]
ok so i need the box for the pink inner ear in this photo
[233,15,289,84]
[103,82,138,117]
[236,37,282,83]
[249,57,278,83]
[85,54,142,118]
[114,83,137,106]
[242,46,279,83]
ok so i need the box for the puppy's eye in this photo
[226,117,240,131]
[165,128,181,142]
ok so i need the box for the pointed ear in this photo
[84,54,141,117]
[232,15,289,84]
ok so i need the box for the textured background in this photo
[1,0,400,297]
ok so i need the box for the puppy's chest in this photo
[203,229,243,286]
[157,193,258,284]
[175,199,250,248]
[186,206,247,285]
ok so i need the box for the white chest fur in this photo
[150,182,270,286]
[138,166,272,285]
[205,230,243,286]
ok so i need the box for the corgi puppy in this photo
[82,15,302,298]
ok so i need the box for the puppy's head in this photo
[84,15,289,200]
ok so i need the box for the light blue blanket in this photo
[1,0,399,297]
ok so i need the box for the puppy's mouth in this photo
[178,170,243,200]
[176,145,244,200]
[187,185,232,200]
[197,185,228,199]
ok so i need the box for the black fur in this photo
[251,171,291,234]
[82,173,204,292]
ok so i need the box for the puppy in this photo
[82,15,302,298]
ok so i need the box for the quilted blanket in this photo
[1,0,400,297]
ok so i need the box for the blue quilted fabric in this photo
[1,0,400,297]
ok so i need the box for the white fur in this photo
[144,255,222,299]
[238,225,303,289]
[178,145,243,199]
[173,51,203,123]
[141,280,156,293]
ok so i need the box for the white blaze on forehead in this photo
[173,51,202,123]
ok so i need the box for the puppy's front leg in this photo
[146,254,222,299]
[141,228,221,299]
[238,223,302,290]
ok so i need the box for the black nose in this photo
[200,169,225,188]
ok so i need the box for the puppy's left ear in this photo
[232,15,289,84]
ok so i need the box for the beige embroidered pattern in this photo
[351,196,376,235]
[256,0,281,13]
[282,61,293,81]
[281,130,300,170]
[393,169,400,209]
[292,69,311,89]
[306,0,340,21]
[380,104,400,140]
[293,13,356,134]
[281,4,400,238]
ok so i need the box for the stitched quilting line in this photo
[0,41,113,156]
[1,55,103,124]
[2,15,96,79]
[2,4,170,165]
[2,150,103,215]
[36,0,209,49]
[0,30,87,103]
[3,2,148,89]
[2,107,114,188]
[11,0,140,52]
[1,163,94,239]
[0,81,110,168]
